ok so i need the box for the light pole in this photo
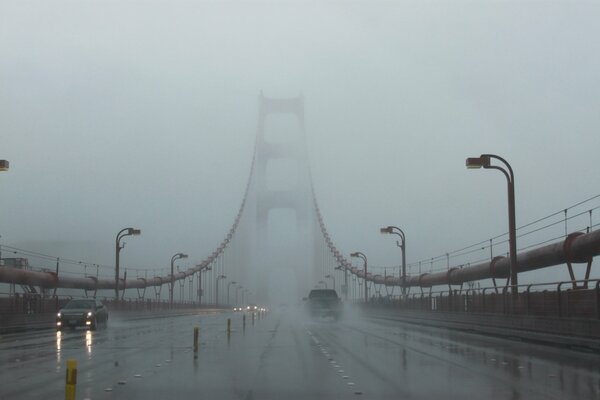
[335,263,348,301]
[466,154,518,294]
[318,280,327,289]
[115,227,141,301]
[324,274,335,292]
[198,266,212,305]
[0,161,6,263]
[216,274,226,307]
[351,252,368,303]
[227,281,237,306]
[380,226,406,293]
[170,253,188,307]
[235,285,243,305]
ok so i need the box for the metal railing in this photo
[369,279,600,320]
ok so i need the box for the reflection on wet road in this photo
[0,308,598,399]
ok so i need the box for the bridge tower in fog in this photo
[252,93,314,304]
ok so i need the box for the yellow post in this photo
[193,327,199,358]
[65,359,77,400]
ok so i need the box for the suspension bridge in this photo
[1,94,599,399]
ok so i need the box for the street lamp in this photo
[198,265,212,306]
[466,154,518,294]
[324,274,335,292]
[380,226,406,293]
[350,252,368,303]
[335,263,348,301]
[227,281,237,306]
[235,285,244,305]
[170,253,188,307]
[0,160,9,171]
[115,227,141,301]
[215,274,227,307]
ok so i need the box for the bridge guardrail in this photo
[372,279,600,320]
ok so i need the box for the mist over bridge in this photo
[1,95,600,400]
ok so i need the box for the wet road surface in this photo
[1,307,599,399]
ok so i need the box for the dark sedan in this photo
[56,299,108,330]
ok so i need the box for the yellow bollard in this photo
[227,318,231,336]
[193,327,199,358]
[65,359,77,400]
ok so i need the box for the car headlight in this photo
[87,311,93,317]
[57,312,61,318]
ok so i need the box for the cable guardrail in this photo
[0,150,257,298]
[312,188,600,291]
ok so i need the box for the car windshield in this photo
[62,300,95,310]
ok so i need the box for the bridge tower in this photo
[252,93,314,304]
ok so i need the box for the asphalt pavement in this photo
[0,306,598,399]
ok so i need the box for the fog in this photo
[1,1,599,301]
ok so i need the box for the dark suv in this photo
[57,299,108,330]
[305,289,342,320]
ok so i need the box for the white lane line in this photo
[306,327,364,396]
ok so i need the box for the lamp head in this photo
[128,228,141,235]
[350,252,359,258]
[466,155,490,169]
[0,160,9,171]
[380,227,393,234]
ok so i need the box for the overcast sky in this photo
[1,1,599,285]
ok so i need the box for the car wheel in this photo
[90,318,97,331]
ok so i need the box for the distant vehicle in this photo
[56,299,108,331]
[246,304,259,311]
[305,289,342,320]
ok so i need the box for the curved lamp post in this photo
[215,274,227,307]
[227,281,237,306]
[170,253,188,307]
[115,227,141,301]
[235,285,244,305]
[335,263,348,301]
[198,265,212,305]
[350,252,368,303]
[466,154,518,294]
[380,226,406,293]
